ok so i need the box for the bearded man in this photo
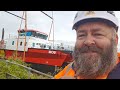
[54,11,120,79]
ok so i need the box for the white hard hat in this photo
[72,11,119,32]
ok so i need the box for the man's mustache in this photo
[78,45,103,54]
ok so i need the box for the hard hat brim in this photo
[72,18,118,32]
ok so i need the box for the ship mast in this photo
[16,11,25,59]
[23,11,27,61]
[16,11,27,61]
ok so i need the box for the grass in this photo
[0,57,52,79]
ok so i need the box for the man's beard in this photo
[72,39,118,79]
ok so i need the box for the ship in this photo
[0,11,75,74]
[1,28,74,74]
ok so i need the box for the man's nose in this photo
[84,35,95,46]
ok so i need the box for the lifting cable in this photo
[4,11,25,20]
[40,11,55,48]
[48,11,54,48]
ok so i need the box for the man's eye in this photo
[94,34,103,36]
[78,34,86,37]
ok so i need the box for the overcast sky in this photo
[0,11,120,51]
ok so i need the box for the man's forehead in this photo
[77,22,112,30]
[76,22,112,33]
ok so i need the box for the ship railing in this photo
[0,59,54,79]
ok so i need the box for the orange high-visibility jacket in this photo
[118,53,120,59]
[54,57,120,79]
[54,62,75,79]
[54,62,109,79]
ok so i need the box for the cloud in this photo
[54,31,76,42]
[0,11,53,40]
[0,11,23,39]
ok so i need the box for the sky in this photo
[0,11,120,51]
